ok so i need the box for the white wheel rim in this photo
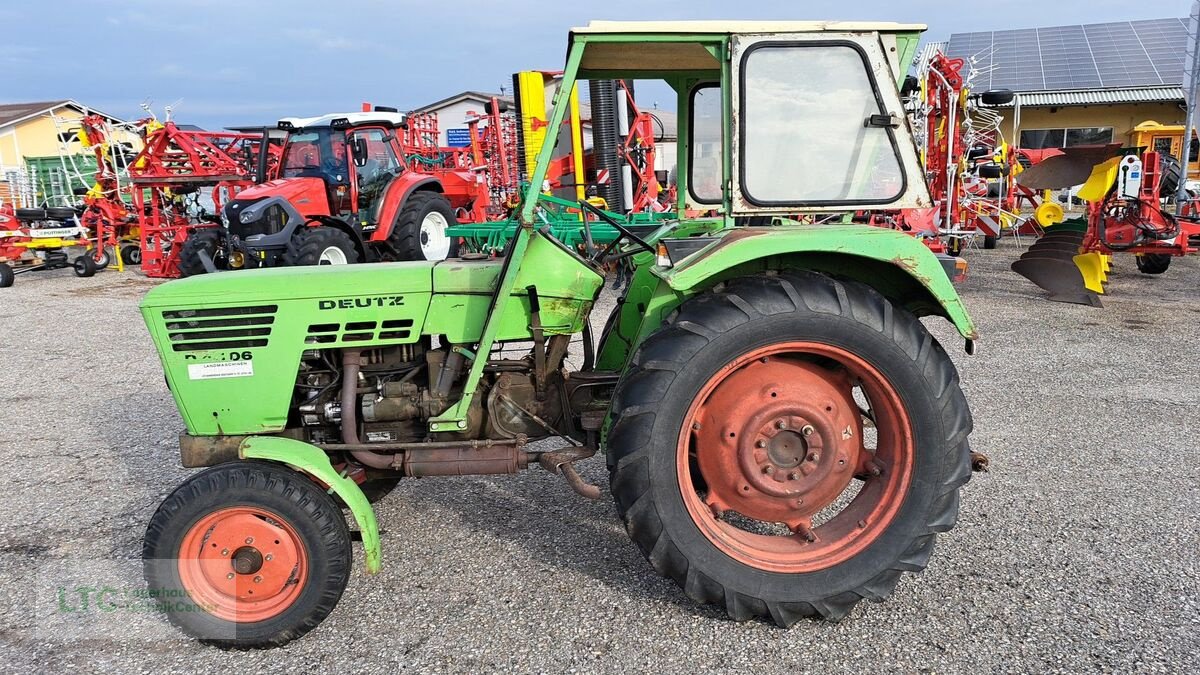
[419,211,451,260]
[318,246,348,265]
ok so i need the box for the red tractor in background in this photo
[178,107,488,275]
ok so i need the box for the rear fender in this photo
[239,435,380,574]
[659,225,978,342]
[372,175,441,242]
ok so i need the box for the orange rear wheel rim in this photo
[677,342,915,574]
[177,506,308,622]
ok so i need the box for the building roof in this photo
[413,91,514,114]
[1002,86,1185,107]
[946,18,1187,93]
[0,99,126,129]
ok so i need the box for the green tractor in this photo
[141,21,980,647]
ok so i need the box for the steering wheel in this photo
[577,200,655,259]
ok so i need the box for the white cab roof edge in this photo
[573,20,927,35]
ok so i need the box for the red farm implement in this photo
[1013,149,1200,306]
[127,120,275,277]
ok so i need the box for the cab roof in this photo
[568,20,926,75]
[277,111,407,131]
[572,20,927,35]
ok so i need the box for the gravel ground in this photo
[0,240,1197,673]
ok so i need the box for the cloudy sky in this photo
[0,0,1191,129]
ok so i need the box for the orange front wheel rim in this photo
[677,342,915,574]
[177,506,308,622]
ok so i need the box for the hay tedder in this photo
[1012,147,1199,306]
[140,21,983,647]
[889,49,1023,254]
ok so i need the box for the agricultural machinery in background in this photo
[888,48,1027,255]
[126,113,280,278]
[1012,147,1199,305]
[0,201,101,287]
[175,107,490,275]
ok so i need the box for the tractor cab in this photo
[274,113,408,219]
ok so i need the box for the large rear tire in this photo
[388,192,459,261]
[1135,253,1171,275]
[143,461,352,648]
[282,226,360,266]
[606,271,973,625]
[178,228,227,277]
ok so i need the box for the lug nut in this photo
[265,554,273,562]
[253,576,263,584]
[787,472,799,481]
[776,420,787,430]
[755,440,766,448]
[220,548,229,556]
[801,425,815,437]
[808,452,821,463]
[226,573,234,580]
[244,537,254,545]
[762,466,773,475]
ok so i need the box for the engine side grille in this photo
[305,318,414,345]
[165,305,277,352]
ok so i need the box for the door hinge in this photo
[864,113,900,129]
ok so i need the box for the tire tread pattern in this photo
[606,270,973,626]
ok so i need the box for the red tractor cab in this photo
[178,110,486,275]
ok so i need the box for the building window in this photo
[1020,127,1114,149]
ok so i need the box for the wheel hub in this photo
[177,507,308,622]
[695,356,863,527]
[231,546,264,575]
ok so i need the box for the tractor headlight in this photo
[239,208,257,224]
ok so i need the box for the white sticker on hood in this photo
[187,361,254,380]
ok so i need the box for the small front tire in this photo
[143,461,352,648]
[0,263,13,288]
[73,256,96,277]
[1135,253,1171,275]
[177,228,227,277]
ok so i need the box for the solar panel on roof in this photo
[945,18,1188,92]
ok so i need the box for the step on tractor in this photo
[176,110,488,276]
[141,21,982,647]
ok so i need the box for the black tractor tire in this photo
[177,228,227,277]
[73,255,96,277]
[983,234,998,249]
[388,192,459,261]
[15,208,46,221]
[282,226,360,266]
[120,243,142,266]
[45,206,78,221]
[980,89,1015,106]
[1158,155,1182,198]
[606,271,973,625]
[143,461,352,648]
[1135,253,1172,275]
[0,263,13,288]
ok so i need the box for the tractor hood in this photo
[229,177,331,214]
[141,262,436,309]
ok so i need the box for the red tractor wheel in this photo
[143,461,351,648]
[607,271,973,625]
